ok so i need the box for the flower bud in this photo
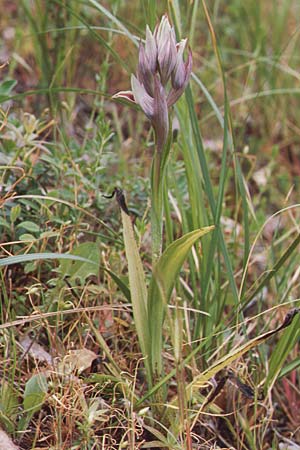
[131,74,154,119]
[155,16,177,85]
[172,39,188,89]
[138,43,155,96]
[152,75,169,151]
[167,47,192,107]
[145,26,157,74]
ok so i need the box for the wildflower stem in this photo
[150,151,163,264]
[150,122,173,265]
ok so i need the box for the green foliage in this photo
[0,381,19,433]
[0,79,17,103]
[148,226,214,378]
[1,0,300,448]
[0,253,97,268]
[23,373,48,414]
[266,313,300,388]
[17,373,49,433]
[58,242,100,283]
[121,208,150,382]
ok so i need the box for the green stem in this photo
[150,151,163,265]
[150,119,173,265]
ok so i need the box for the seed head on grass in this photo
[114,15,192,151]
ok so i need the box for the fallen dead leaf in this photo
[0,429,19,450]
[56,349,98,375]
[19,335,52,365]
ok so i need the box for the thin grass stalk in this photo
[185,3,240,321]
[188,0,200,48]
[135,319,219,408]
[172,305,190,445]
[87,0,139,46]
[185,87,239,305]
[54,0,130,73]
[242,231,300,310]
[168,0,182,37]
[174,103,209,317]
[196,110,230,338]
[170,4,232,341]
[176,103,209,232]
[21,0,52,88]
[202,0,251,331]
[142,0,156,30]
[167,163,202,311]
[266,313,300,390]
[20,0,57,114]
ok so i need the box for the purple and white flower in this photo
[113,15,192,150]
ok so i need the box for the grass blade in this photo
[186,308,300,401]
[0,253,96,267]
[266,312,300,389]
[148,226,214,378]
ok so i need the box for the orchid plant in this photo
[114,15,192,262]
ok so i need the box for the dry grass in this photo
[1,1,300,449]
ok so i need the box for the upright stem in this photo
[150,151,163,265]
[150,123,173,266]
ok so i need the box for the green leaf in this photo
[0,79,17,102]
[19,234,36,242]
[104,268,131,301]
[266,313,300,388]
[0,380,19,416]
[185,85,239,307]
[121,210,151,384]
[0,252,97,267]
[279,357,300,379]
[148,226,214,377]
[23,373,48,413]
[0,381,19,433]
[0,217,10,230]
[24,262,37,274]
[16,221,40,233]
[58,242,100,283]
[10,205,21,224]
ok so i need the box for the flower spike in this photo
[113,15,192,147]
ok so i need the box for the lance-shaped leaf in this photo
[121,208,151,385]
[148,226,214,378]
